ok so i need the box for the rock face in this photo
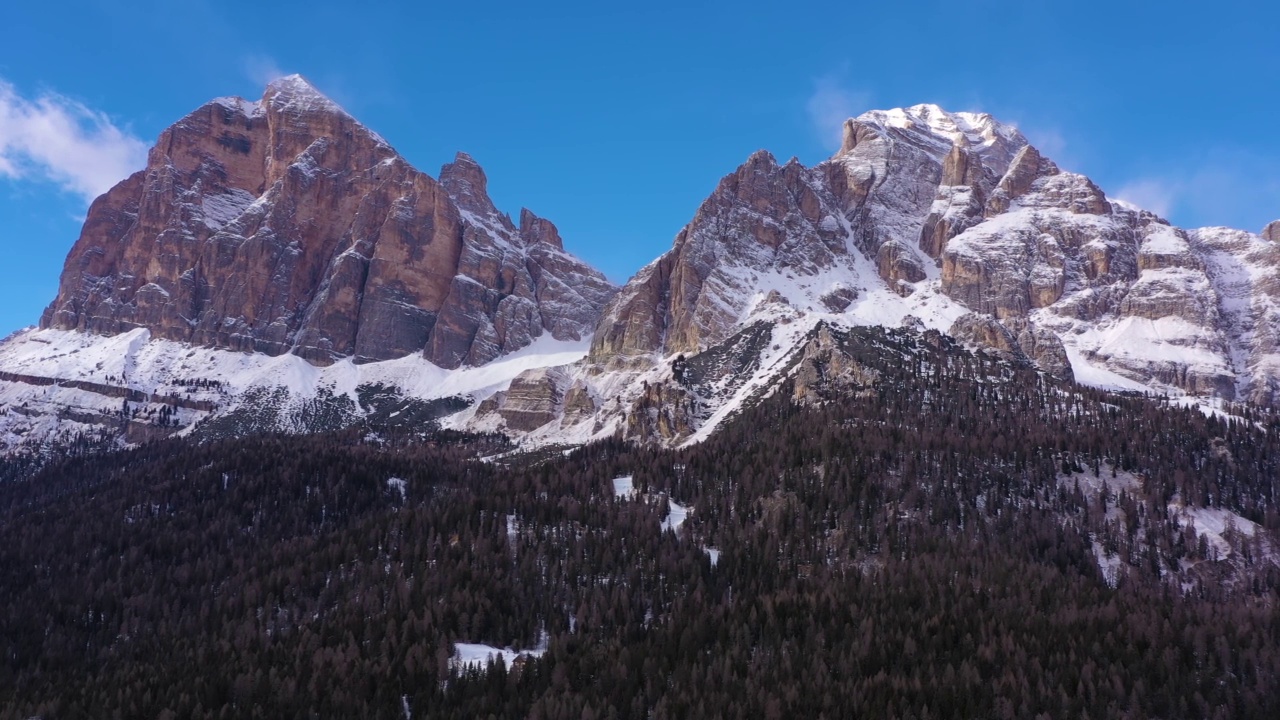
[792,324,881,404]
[586,104,1280,408]
[41,75,614,369]
[8,98,1280,456]
[480,367,570,432]
[591,107,1029,361]
[949,313,1073,382]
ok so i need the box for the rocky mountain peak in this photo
[840,104,1028,170]
[519,208,563,250]
[587,101,1280,415]
[440,151,490,202]
[262,74,343,113]
[40,80,615,370]
[438,151,515,236]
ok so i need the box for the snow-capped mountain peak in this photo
[1,99,1278,456]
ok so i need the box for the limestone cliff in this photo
[41,75,615,369]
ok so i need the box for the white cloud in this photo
[0,80,148,203]
[805,74,871,152]
[1115,178,1176,219]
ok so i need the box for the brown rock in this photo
[1003,318,1074,382]
[41,76,614,369]
[949,313,1021,355]
[495,367,568,432]
[819,286,858,313]
[876,241,926,294]
[940,144,986,188]
[918,187,984,259]
[623,380,699,443]
[984,145,1055,217]
[562,382,597,425]
[590,150,849,359]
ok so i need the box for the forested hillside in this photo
[2,328,1278,719]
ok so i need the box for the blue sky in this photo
[1,0,1277,335]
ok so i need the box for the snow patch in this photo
[661,498,689,533]
[1093,542,1124,588]
[703,546,721,566]
[1169,501,1258,561]
[611,476,635,499]
[386,477,406,501]
[451,633,548,672]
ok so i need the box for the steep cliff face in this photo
[40,75,614,369]
[6,97,1280,456]
[591,107,1029,361]
[586,104,1280,409]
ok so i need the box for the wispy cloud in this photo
[1113,152,1280,231]
[1114,179,1176,218]
[1020,126,1072,168]
[805,72,871,152]
[0,79,148,203]
[244,54,287,88]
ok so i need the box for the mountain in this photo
[602,104,1280,404]
[2,90,1279,719]
[2,96,1279,454]
[467,105,1280,445]
[0,76,614,451]
[40,75,614,368]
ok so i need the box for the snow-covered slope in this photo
[2,102,1278,455]
[0,326,589,453]
[460,104,1279,449]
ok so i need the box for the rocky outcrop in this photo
[948,314,1073,382]
[623,380,699,443]
[41,75,614,369]
[792,325,881,404]
[561,382,598,426]
[1006,320,1074,383]
[590,150,846,359]
[949,313,1023,356]
[487,367,570,432]
[1263,221,1280,244]
[592,106,1030,360]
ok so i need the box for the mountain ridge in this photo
[1,86,1278,454]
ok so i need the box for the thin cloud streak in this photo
[0,79,148,203]
[1114,179,1176,219]
[805,73,871,152]
[244,54,287,89]
[1115,154,1280,232]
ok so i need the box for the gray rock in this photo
[949,313,1074,382]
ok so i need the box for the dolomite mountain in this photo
[475,104,1280,446]
[40,75,615,369]
[0,91,1277,453]
[588,106,1279,403]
